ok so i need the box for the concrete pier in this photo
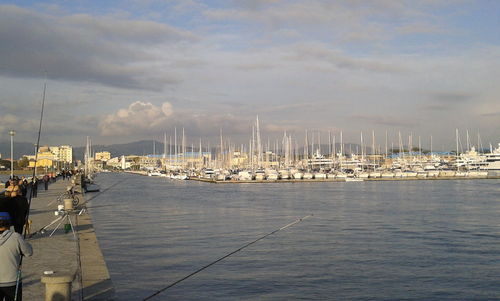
[20,178,114,300]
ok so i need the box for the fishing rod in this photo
[14,79,47,300]
[28,178,125,238]
[142,214,313,301]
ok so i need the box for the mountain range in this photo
[1,139,371,162]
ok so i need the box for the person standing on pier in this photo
[5,182,19,198]
[42,174,49,190]
[1,184,28,235]
[19,178,27,198]
[0,212,33,301]
[31,177,38,198]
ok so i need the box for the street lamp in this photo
[9,130,15,179]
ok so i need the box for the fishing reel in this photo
[54,205,68,217]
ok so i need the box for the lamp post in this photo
[9,130,15,179]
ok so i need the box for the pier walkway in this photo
[21,178,113,300]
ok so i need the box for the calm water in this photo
[88,173,500,301]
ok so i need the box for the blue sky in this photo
[0,0,498,150]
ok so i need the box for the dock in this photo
[189,175,500,184]
[20,178,114,300]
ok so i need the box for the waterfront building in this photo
[95,151,111,162]
[140,155,161,170]
[59,145,73,163]
[230,151,249,168]
[25,145,73,168]
[162,152,212,170]
[105,157,121,169]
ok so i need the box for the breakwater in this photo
[20,178,113,300]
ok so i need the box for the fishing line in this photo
[14,77,47,300]
[142,214,313,301]
[84,179,125,203]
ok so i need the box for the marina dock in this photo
[189,175,500,183]
[127,170,500,183]
[20,178,113,300]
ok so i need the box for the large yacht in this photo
[482,143,500,171]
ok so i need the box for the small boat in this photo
[85,183,100,192]
[237,171,252,181]
[467,171,488,177]
[254,169,266,181]
[314,172,327,179]
[148,171,163,177]
[279,170,290,179]
[303,173,313,179]
[345,178,364,182]
[427,171,439,177]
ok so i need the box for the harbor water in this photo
[88,173,500,300]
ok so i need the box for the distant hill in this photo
[1,139,370,162]
[73,140,170,161]
[0,141,38,160]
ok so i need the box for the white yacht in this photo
[147,170,163,177]
[482,143,500,171]
[279,170,290,179]
[303,172,313,179]
[254,169,266,181]
[237,171,252,181]
[381,172,394,178]
[314,172,327,179]
[266,170,279,180]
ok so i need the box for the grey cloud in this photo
[420,104,449,111]
[480,111,500,118]
[289,44,404,73]
[419,91,475,111]
[429,91,474,103]
[350,114,417,127]
[204,1,454,43]
[0,5,196,90]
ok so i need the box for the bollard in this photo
[63,198,74,211]
[41,272,75,301]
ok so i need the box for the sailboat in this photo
[83,136,100,192]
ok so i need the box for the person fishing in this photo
[1,182,28,235]
[0,212,33,301]
[19,178,27,198]
[4,181,19,198]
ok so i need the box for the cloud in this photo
[287,43,404,73]
[100,101,174,136]
[420,91,475,111]
[350,114,418,127]
[203,0,456,45]
[0,5,197,90]
[98,101,317,139]
[0,113,38,139]
[429,91,474,103]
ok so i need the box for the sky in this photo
[0,0,498,150]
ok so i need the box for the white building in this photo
[59,145,73,163]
